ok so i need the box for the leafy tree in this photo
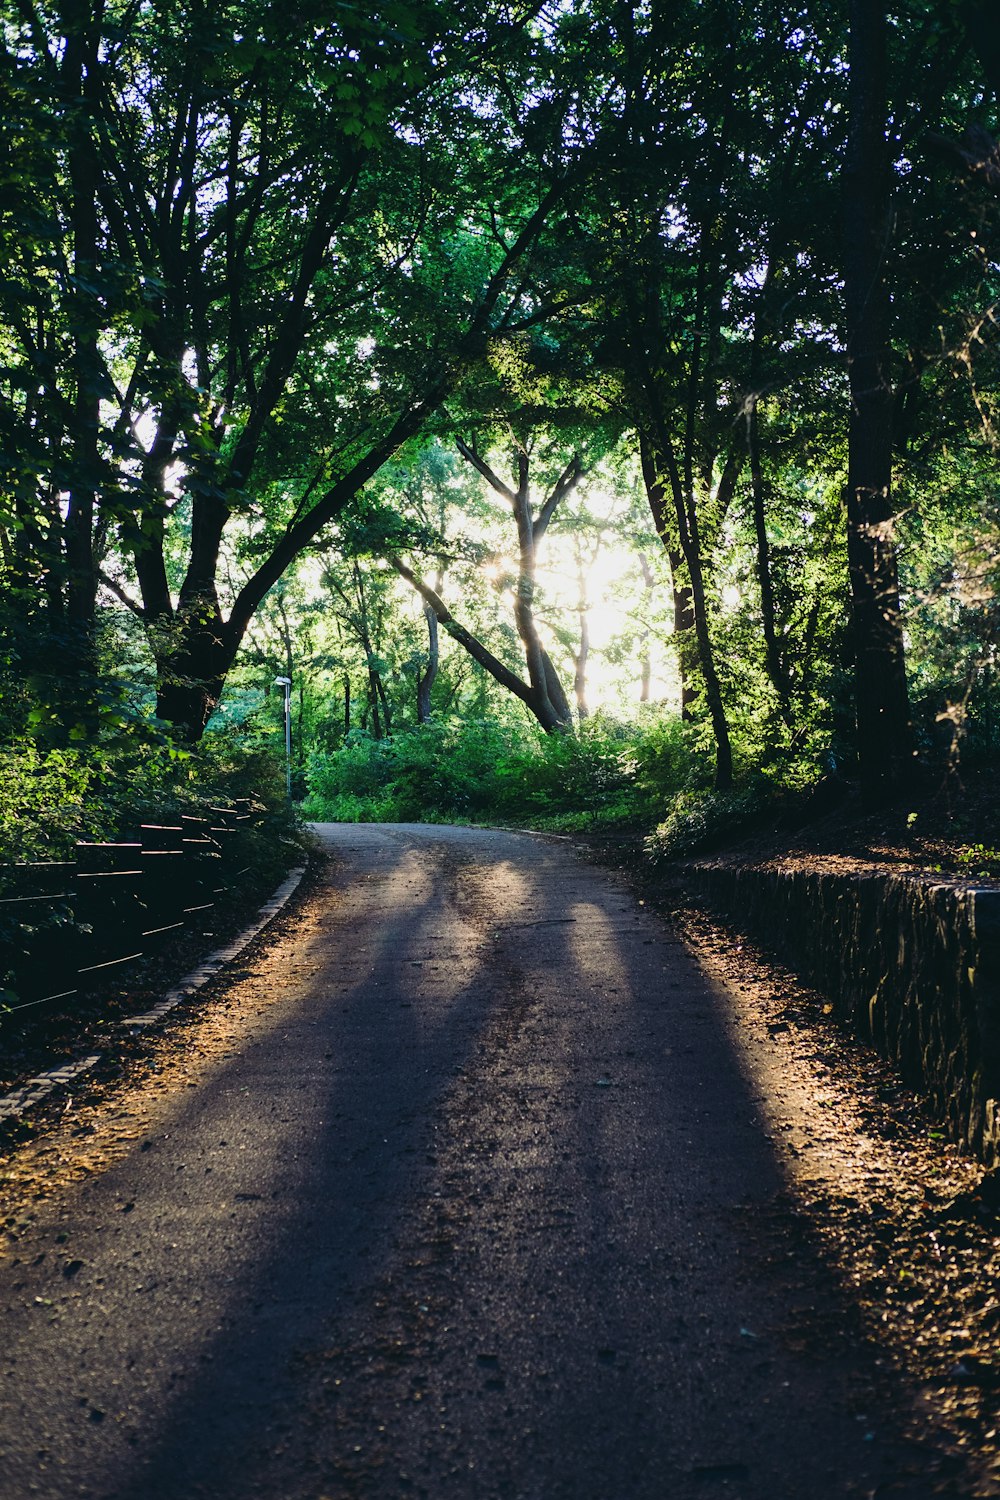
[1,0,573,741]
[558,0,849,787]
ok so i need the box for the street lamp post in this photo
[273,676,292,799]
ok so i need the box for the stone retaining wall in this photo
[683,861,1000,1164]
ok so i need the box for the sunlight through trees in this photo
[1,0,998,842]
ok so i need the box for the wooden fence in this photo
[0,802,256,1023]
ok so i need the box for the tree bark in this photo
[542,648,574,727]
[417,603,439,724]
[844,0,913,803]
[746,397,791,721]
[670,558,697,722]
[153,595,230,738]
[373,669,392,738]
[571,533,593,720]
[638,553,653,705]
[574,610,590,720]
[61,0,103,665]
[639,434,716,737]
[638,431,733,788]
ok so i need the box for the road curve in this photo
[0,824,921,1499]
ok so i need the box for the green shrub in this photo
[628,714,712,804]
[0,745,102,862]
[644,782,774,862]
[0,734,303,886]
[301,711,710,832]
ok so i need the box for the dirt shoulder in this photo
[692,766,1000,883]
[572,774,1000,1499]
[658,899,1000,1498]
[577,764,1000,895]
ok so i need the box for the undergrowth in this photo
[0,731,304,883]
[301,712,797,854]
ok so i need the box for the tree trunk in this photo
[368,669,383,739]
[62,0,103,677]
[542,648,574,727]
[153,598,233,739]
[574,610,590,720]
[747,398,791,721]
[639,433,728,765]
[638,433,733,788]
[638,553,653,705]
[374,669,392,737]
[682,529,733,790]
[510,452,563,726]
[639,434,696,716]
[417,603,439,723]
[572,536,591,719]
[845,0,913,803]
[670,558,697,722]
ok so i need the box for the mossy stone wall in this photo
[685,862,1000,1164]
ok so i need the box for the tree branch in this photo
[390,557,536,709]
[456,437,517,503]
[97,569,144,616]
[533,455,583,542]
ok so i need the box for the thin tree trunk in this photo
[374,670,392,737]
[574,611,590,720]
[639,434,718,740]
[680,520,733,790]
[573,536,591,719]
[639,432,733,788]
[747,398,791,721]
[638,553,653,704]
[417,603,439,723]
[510,450,560,723]
[368,670,383,739]
[62,0,103,662]
[844,0,913,803]
[670,556,697,722]
[639,435,695,716]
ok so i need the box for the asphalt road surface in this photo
[0,824,928,1499]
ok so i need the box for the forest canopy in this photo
[1,0,998,848]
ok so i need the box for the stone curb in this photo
[0,864,307,1127]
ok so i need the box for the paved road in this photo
[0,825,922,1499]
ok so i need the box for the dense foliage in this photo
[1,0,999,854]
[0,731,299,876]
[302,713,708,830]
